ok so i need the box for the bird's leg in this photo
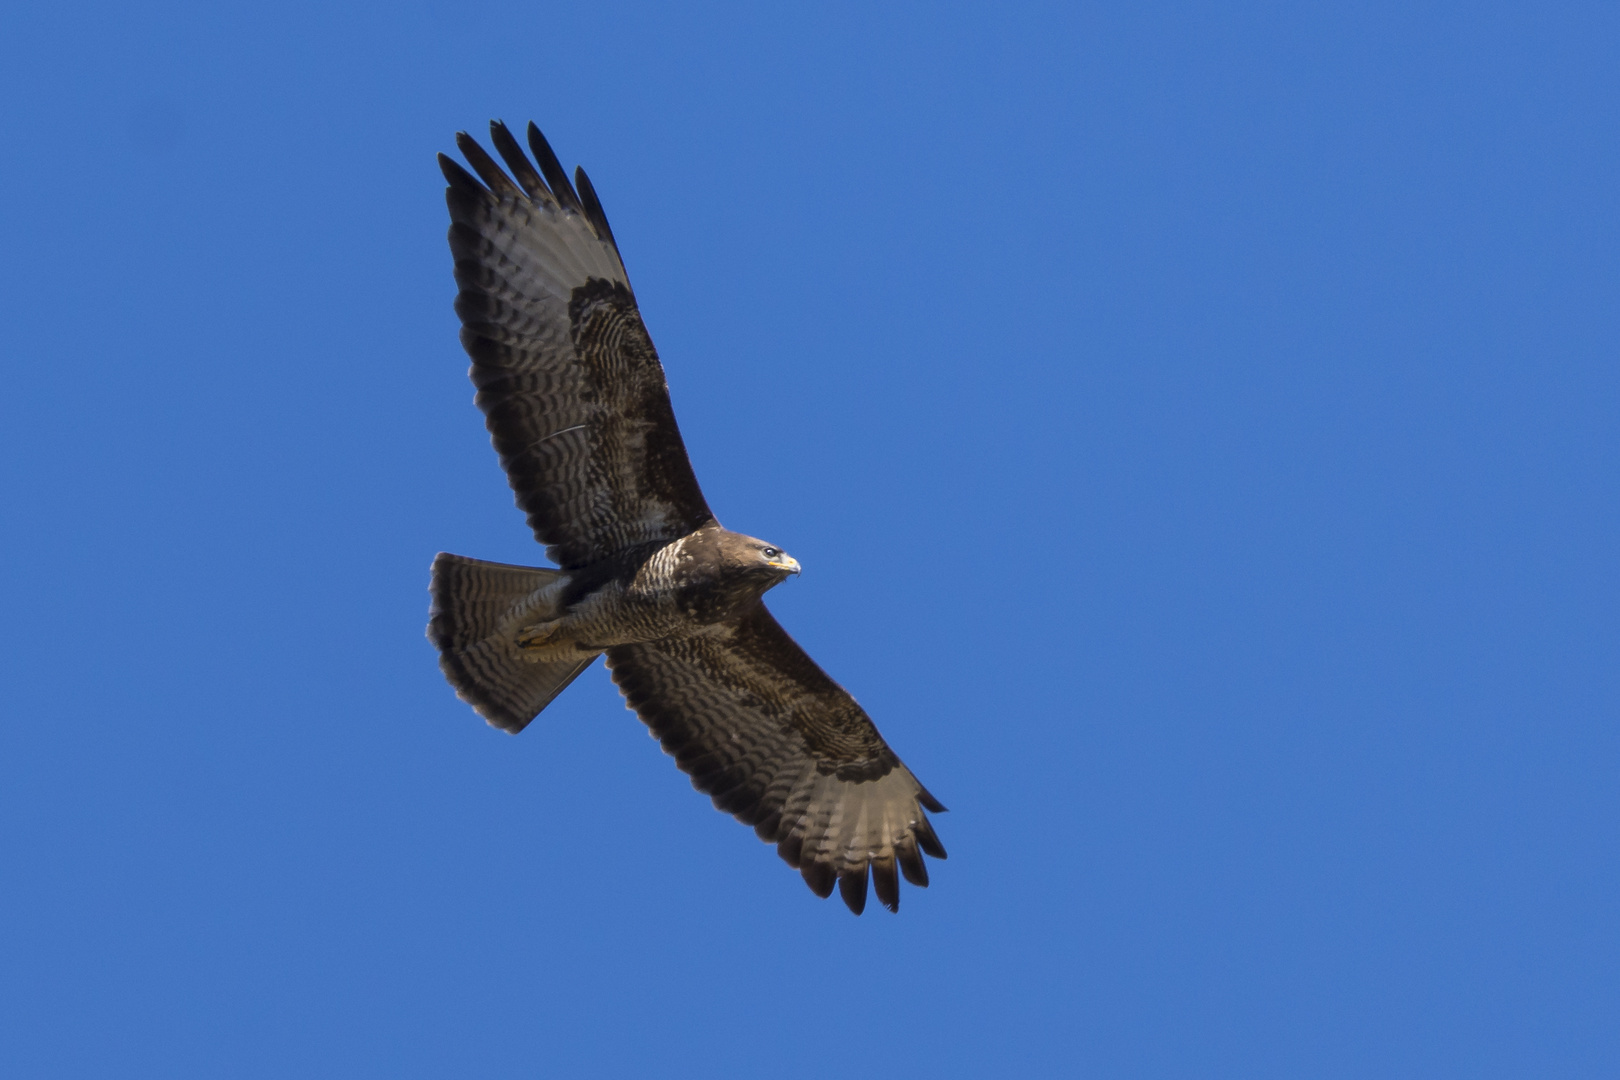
[515,618,564,650]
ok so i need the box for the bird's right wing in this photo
[605,603,947,914]
[442,121,714,569]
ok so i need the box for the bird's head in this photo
[750,539,801,582]
[718,531,801,590]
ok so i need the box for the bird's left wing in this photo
[605,604,946,914]
[441,121,714,569]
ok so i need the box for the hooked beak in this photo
[769,555,802,576]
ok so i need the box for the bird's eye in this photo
[762,547,780,559]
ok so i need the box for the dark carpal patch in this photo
[567,278,713,554]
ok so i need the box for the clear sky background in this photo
[3,2,1617,1076]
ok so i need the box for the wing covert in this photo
[443,121,713,568]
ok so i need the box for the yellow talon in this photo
[516,620,560,649]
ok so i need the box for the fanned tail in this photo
[427,552,597,732]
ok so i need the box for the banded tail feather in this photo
[427,552,596,732]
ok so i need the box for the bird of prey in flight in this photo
[428,121,946,914]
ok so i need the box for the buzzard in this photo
[427,122,945,914]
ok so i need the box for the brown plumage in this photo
[428,121,945,913]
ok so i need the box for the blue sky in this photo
[3,2,1617,1076]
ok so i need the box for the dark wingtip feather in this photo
[455,132,522,197]
[838,868,869,915]
[917,785,947,813]
[526,122,583,212]
[871,856,900,912]
[488,120,551,203]
[915,815,947,860]
[574,166,619,249]
[897,838,930,888]
[801,859,836,899]
[438,152,486,194]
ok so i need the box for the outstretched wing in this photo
[442,121,713,569]
[605,604,947,914]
